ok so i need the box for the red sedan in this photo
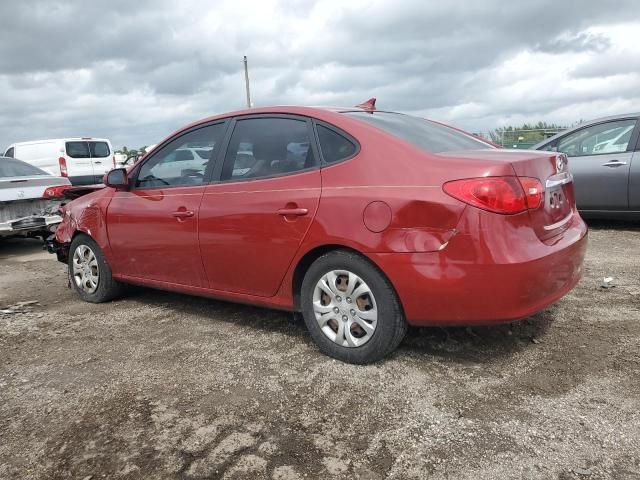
[51,101,587,364]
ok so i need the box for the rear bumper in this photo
[0,214,62,237]
[370,210,588,326]
[68,175,105,186]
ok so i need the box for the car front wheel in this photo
[69,234,123,303]
[301,250,407,364]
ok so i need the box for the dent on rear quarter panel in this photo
[309,130,468,254]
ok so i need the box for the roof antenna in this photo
[356,97,376,112]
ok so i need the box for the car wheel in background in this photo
[300,250,407,364]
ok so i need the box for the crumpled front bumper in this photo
[0,214,62,237]
[45,234,70,263]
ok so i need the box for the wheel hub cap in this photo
[312,270,378,347]
[72,244,100,294]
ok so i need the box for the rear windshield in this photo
[344,111,492,153]
[90,141,110,157]
[0,157,49,177]
[66,141,110,158]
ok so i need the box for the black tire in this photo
[300,250,407,364]
[68,234,124,303]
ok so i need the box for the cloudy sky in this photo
[1,0,639,150]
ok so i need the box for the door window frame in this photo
[541,117,640,157]
[210,114,322,184]
[127,120,229,190]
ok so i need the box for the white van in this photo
[3,138,114,185]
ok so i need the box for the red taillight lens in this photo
[518,177,543,210]
[58,157,68,177]
[444,176,534,214]
[43,185,70,199]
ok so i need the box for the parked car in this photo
[50,102,587,364]
[533,113,640,219]
[0,157,71,239]
[4,138,115,186]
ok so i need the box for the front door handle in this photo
[171,210,195,219]
[602,160,627,167]
[277,207,308,216]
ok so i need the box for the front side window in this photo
[345,111,492,153]
[90,141,110,158]
[316,124,357,163]
[221,117,315,181]
[135,123,225,188]
[66,142,90,158]
[4,147,14,158]
[557,119,637,157]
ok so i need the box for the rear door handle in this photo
[171,210,195,219]
[277,207,308,216]
[602,160,627,167]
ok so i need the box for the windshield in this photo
[0,157,49,177]
[344,111,492,153]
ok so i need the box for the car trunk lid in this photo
[0,175,71,202]
[439,149,576,241]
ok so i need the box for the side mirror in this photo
[104,168,128,189]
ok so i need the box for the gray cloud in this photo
[0,0,639,149]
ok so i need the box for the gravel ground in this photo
[0,220,639,480]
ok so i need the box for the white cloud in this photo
[0,0,639,149]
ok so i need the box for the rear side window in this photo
[4,147,14,158]
[345,111,492,153]
[90,141,110,158]
[221,117,316,181]
[0,158,48,177]
[316,124,357,163]
[66,142,90,158]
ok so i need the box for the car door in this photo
[65,141,95,184]
[88,141,112,181]
[199,115,321,296]
[547,118,638,211]
[106,122,226,286]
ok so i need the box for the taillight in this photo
[43,185,70,199]
[443,176,542,215]
[518,177,543,210]
[58,157,68,177]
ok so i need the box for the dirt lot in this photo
[1,221,639,480]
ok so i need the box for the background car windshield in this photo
[0,158,49,177]
[345,111,492,153]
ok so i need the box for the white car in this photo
[4,137,114,185]
[0,157,71,238]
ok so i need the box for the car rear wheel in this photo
[301,250,407,364]
[69,234,123,303]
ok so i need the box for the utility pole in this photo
[243,55,252,108]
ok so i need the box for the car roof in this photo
[533,112,640,148]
